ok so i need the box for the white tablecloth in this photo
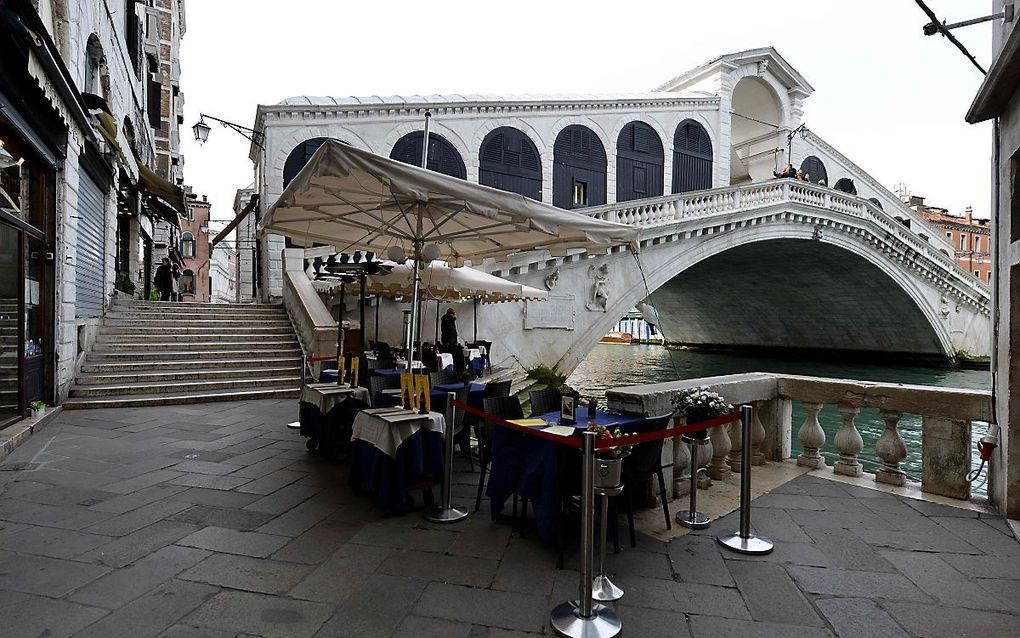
[438,352,454,370]
[351,408,446,458]
[300,383,370,414]
[467,348,482,362]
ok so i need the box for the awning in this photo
[259,140,639,265]
[212,193,258,247]
[138,163,186,224]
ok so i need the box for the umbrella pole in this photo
[474,296,478,342]
[336,281,345,386]
[406,245,423,372]
[435,299,440,344]
[359,270,367,387]
[374,295,380,352]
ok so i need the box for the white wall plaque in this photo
[524,295,575,330]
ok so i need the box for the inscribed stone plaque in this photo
[524,295,575,330]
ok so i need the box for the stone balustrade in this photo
[606,372,992,503]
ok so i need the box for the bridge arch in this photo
[616,121,664,202]
[730,75,785,184]
[553,124,608,209]
[478,126,542,200]
[390,131,467,179]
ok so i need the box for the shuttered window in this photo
[283,137,331,188]
[553,125,607,209]
[617,122,663,202]
[672,120,712,194]
[390,132,467,179]
[799,156,828,185]
[75,171,107,318]
[478,127,542,200]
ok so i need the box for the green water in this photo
[567,344,991,486]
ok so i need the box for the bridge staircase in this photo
[65,297,303,409]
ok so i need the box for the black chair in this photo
[482,379,511,400]
[368,373,401,407]
[528,387,561,417]
[475,395,523,513]
[430,370,460,387]
[420,344,439,372]
[618,414,674,547]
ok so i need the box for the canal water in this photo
[568,344,991,490]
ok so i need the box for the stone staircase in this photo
[0,299,17,416]
[65,297,303,409]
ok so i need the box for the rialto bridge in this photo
[242,47,991,372]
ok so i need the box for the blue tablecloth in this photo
[486,409,644,542]
[431,382,485,408]
[349,428,444,514]
[298,394,367,456]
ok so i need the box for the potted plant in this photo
[29,401,46,418]
[671,386,733,439]
[587,423,633,488]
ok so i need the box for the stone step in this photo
[104,313,290,325]
[92,339,299,352]
[113,298,283,310]
[77,366,301,385]
[86,348,303,363]
[62,386,301,410]
[95,328,296,341]
[69,375,302,398]
[100,319,294,330]
[81,356,303,373]
[109,306,286,318]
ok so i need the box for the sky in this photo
[179,0,996,233]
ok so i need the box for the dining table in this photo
[298,383,371,456]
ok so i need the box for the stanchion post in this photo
[716,406,774,555]
[550,431,621,638]
[425,392,469,524]
[677,434,710,529]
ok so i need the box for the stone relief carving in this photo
[544,269,559,291]
[585,263,610,312]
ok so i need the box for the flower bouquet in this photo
[587,423,632,488]
[671,386,733,439]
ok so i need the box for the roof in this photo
[655,47,814,95]
[967,26,1020,123]
[275,91,713,107]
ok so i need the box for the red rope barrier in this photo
[306,356,337,363]
[451,400,582,447]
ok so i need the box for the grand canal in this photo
[568,344,991,490]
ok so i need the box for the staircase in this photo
[0,299,17,415]
[65,297,303,409]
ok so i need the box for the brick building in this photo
[181,191,211,301]
[903,195,992,284]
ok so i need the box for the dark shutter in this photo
[553,125,607,209]
[834,178,857,195]
[617,122,664,202]
[672,120,713,193]
[283,137,330,188]
[478,127,542,200]
[76,171,107,318]
[799,156,828,185]
[390,132,467,179]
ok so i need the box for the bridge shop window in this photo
[479,127,542,200]
[390,131,467,179]
[833,177,857,195]
[283,137,334,188]
[672,119,713,194]
[799,155,828,185]
[617,121,663,202]
[553,125,607,209]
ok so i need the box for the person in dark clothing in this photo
[440,308,458,348]
[154,258,174,301]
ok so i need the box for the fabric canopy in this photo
[312,262,548,303]
[259,140,639,264]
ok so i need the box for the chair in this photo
[618,414,674,548]
[476,395,523,513]
[430,370,460,388]
[528,387,561,417]
[368,373,401,407]
[482,379,511,400]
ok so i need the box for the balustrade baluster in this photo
[833,405,864,477]
[707,423,731,480]
[726,418,743,473]
[796,402,826,468]
[673,434,691,498]
[875,409,907,486]
[751,403,766,466]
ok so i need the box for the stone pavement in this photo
[0,399,1018,637]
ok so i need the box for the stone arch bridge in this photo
[462,178,991,376]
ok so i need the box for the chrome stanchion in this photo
[425,392,469,524]
[551,431,621,638]
[717,405,774,555]
[676,433,711,529]
[591,483,624,602]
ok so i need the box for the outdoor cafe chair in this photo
[430,370,460,388]
[618,413,674,548]
[528,387,561,417]
[475,395,524,514]
[368,373,401,407]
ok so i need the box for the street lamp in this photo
[191,113,264,149]
[191,117,211,144]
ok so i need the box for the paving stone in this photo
[168,460,243,476]
[288,543,391,603]
[0,524,112,558]
[903,498,980,518]
[311,574,425,637]
[855,525,983,553]
[414,581,547,633]
[668,534,734,586]
[242,483,321,515]
[165,486,261,509]
[607,544,673,580]
[804,527,898,572]
[74,579,219,638]
[228,457,296,479]
[70,545,211,609]
[255,494,338,536]
[940,553,1020,580]
[0,552,109,596]
[78,520,202,568]
[104,457,181,479]
[815,597,909,638]
[156,624,237,638]
[625,576,751,619]
[378,548,498,588]
[933,516,1020,556]
[180,552,312,594]
[102,469,183,495]
[0,590,108,638]
[885,601,1020,638]
[270,520,361,564]
[787,565,931,601]
[86,499,191,536]
[746,506,813,543]
[89,484,189,515]
[175,526,289,558]
[348,522,458,554]
[976,577,1020,609]
[392,615,473,638]
[183,590,333,638]
[727,560,823,626]
[688,614,832,637]
[8,483,113,508]
[234,469,306,495]
[447,516,513,560]
[615,605,692,638]
[169,505,276,531]
[752,492,823,510]
[722,540,833,567]
[168,473,252,490]
[881,550,1012,610]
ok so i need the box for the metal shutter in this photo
[75,171,106,318]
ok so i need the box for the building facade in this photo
[180,191,210,301]
[905,195,992,283]
[966,0,1020,520]
[0,0,187,423]
[210,246,236,303]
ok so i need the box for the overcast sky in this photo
[180,0,995,232]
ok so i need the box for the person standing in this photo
[154,258,173,302]
[440,308,458,348]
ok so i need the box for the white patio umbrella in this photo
[260,138,639,370]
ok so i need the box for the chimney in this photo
[202,194,208,203]
[964,206,973,224]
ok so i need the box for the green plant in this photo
[148,290,159,301]
[526,364,567,388]
[29,401,46,411]
[115,273,136,296]
[586,423,633,458]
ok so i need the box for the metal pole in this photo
[676,436,710,529]
[374,295,380,352]
[717,405,774,555]
[359,270,367,387]
[421,111,432,169]
[425,392,469,523]
[591,487,624,602]
[336,281,345,385]
[435,299,440,344]
[550,431,621,637]
[473,296,478,342]
[406,245,422,373]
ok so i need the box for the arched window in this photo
[180,269,194,295]
[553,125,607,209]
[84,34,104,96]
[479,127,542,200]
[617,121,664,202]
[799,156,828,186]
[390,131,466,179]
[868,197,884,211]
[283,137,331,188]
[181,232,195,259]
[833,178,857,195]
[672,119,713,193]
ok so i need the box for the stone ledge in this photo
[0,406,63,462]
